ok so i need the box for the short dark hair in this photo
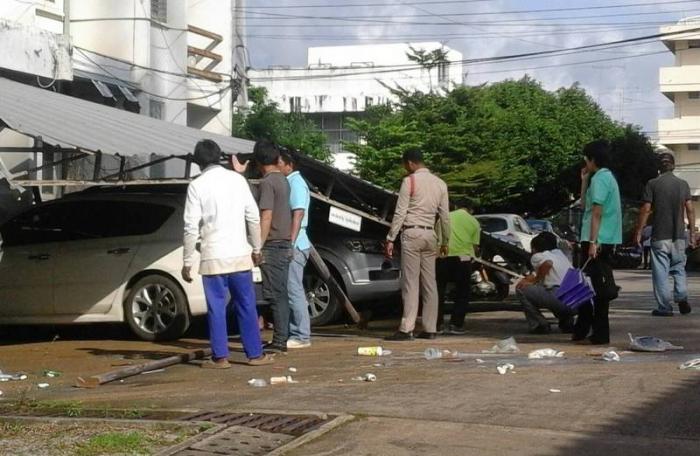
[193,139,222,169]
[280,150,297,168]
[531,231,558,253]
[583,139,611,168]
[659,151,675,173]
[402,148,423,164]
[253,139,280,166]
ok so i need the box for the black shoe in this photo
[678,301,692,315]
[446,325,467,335]
[651,309,674,317]
[385,331,414,341]
[529,325,551,335]
[263,342,287,353]
[416,332,437,340]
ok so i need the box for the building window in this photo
[151,0,167,23]
[689,40,700,48]
[690,92,700,100]
[290,96,302,112]
[149,99,164,119]
[365,97,373,107]
[351,98,358,111]
[438,62,449,85]
[689,144,700,151]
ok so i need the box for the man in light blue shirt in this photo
[279,151,313,348]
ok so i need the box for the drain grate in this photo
[180,412,329,436]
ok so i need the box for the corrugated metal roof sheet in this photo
[0,77,254,156]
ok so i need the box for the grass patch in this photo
[75,431,152,456]
[0,421,26,437]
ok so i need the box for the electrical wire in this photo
[238,0,692,9]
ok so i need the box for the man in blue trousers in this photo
[182,140,274,368]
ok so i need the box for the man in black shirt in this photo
[635,151,696,316]
[254,140,293,352]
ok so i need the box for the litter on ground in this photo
[528,349,565,359]
[37,383,49,389]
[248,378,267,387]
[497,363,515,375]
[352,373,377,382]
[602,351,621,362]
[628,333,684,352]
[483,337,520,354]
[679,359,700,371]
[549,389,561,393]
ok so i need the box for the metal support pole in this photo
[184,154,193,179]
[93,150,102,181]
[118,155,127,181]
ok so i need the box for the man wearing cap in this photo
[634,151,696,316]
[384,148,451,341]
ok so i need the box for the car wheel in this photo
[304,268,342,326]
[124,275,190,341]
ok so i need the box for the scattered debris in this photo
[0,390,3,396]
[484,337,520,354]
[248,378,268,388]
[602,351,621,362]
[528,349,565,359]
[352,373,377,382]
[141,369,165,375]
[628,333,684,352]
[679,359,700,371]
[43,370,62,378]
[586,347,619,357]
[288,367,297,373]
[270,376,298,385]
[424,348,443,360]
[357,346,384,356]
[475,359,485,364]
[0,372,28,382]
[497,363,515,375]
[549,389,562,393]
[37,383,50,389]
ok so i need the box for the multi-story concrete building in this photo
[0,0,247,191]
[249,43,463,170]
[658,16,700,213]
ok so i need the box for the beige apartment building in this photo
[658,17,700,214]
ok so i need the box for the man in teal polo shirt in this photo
[574,139,622,345]
[279,151,313,349]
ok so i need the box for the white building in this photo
[658,17,700,210]
[0,0,247,192]
[249,43,463,170]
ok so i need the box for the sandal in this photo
[247,354,275,366]
[201,359,232,369]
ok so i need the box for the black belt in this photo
[403,225,434,231]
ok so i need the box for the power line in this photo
[239,20,691,28]
[239,1,700,20]
[238,0,693,9]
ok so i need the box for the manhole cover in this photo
[180,412,329,436]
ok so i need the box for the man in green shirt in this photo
[574,139,622,345]
[437,204,481,334]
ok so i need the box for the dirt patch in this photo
[0,418,207,456]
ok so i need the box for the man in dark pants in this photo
[437,204,480,335]
[574,139,622,345]
[254,140,293,353]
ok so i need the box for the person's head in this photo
[253,139,281,169]
[279,150,297,177]
[583,139,611,173]
[402,148,425,174]
[658,151,675,173]
[531,231,558,254]
[193,139,222,169]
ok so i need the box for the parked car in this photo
[0,185,400,340]
[526,218,574,261]
[526,219,555,234]
[475,214,535,252]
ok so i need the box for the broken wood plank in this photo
[308,246,362,325]
[75,348,212,388]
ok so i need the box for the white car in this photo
[0,189,264,341]
[475,214,535,253]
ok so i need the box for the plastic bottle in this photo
[357,346,383,356]
[424,348,443,360]
[248,378,267,388]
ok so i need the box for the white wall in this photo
[250,42,464,114]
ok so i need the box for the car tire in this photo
[124,274,190,341]
[304,267,343,326]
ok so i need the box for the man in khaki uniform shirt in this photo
[385,149,450,340]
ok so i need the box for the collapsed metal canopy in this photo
[0,77,254,156]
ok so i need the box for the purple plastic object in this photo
[555,268,596,310]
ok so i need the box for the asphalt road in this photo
[1,269,699,455]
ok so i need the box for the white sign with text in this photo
[328,206,362,232]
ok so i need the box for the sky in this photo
[242,0,700,137]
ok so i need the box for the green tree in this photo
[346,77,656,214]
[232,87,331,162]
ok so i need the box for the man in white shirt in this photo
[516,231,575,334]
[182,140,273,368]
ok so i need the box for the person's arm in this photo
[385,177,410,258]
[438,184,451,257]
[182,184,201,283]
[686,199,696,249]
[258,178,274,245]
[290,210,304,245]
[288,178,307,246]
[588,205,603,258]
[634,203,652,246]
[242,180,262,264]
[580,167,591,208]
[517,258,553,289]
